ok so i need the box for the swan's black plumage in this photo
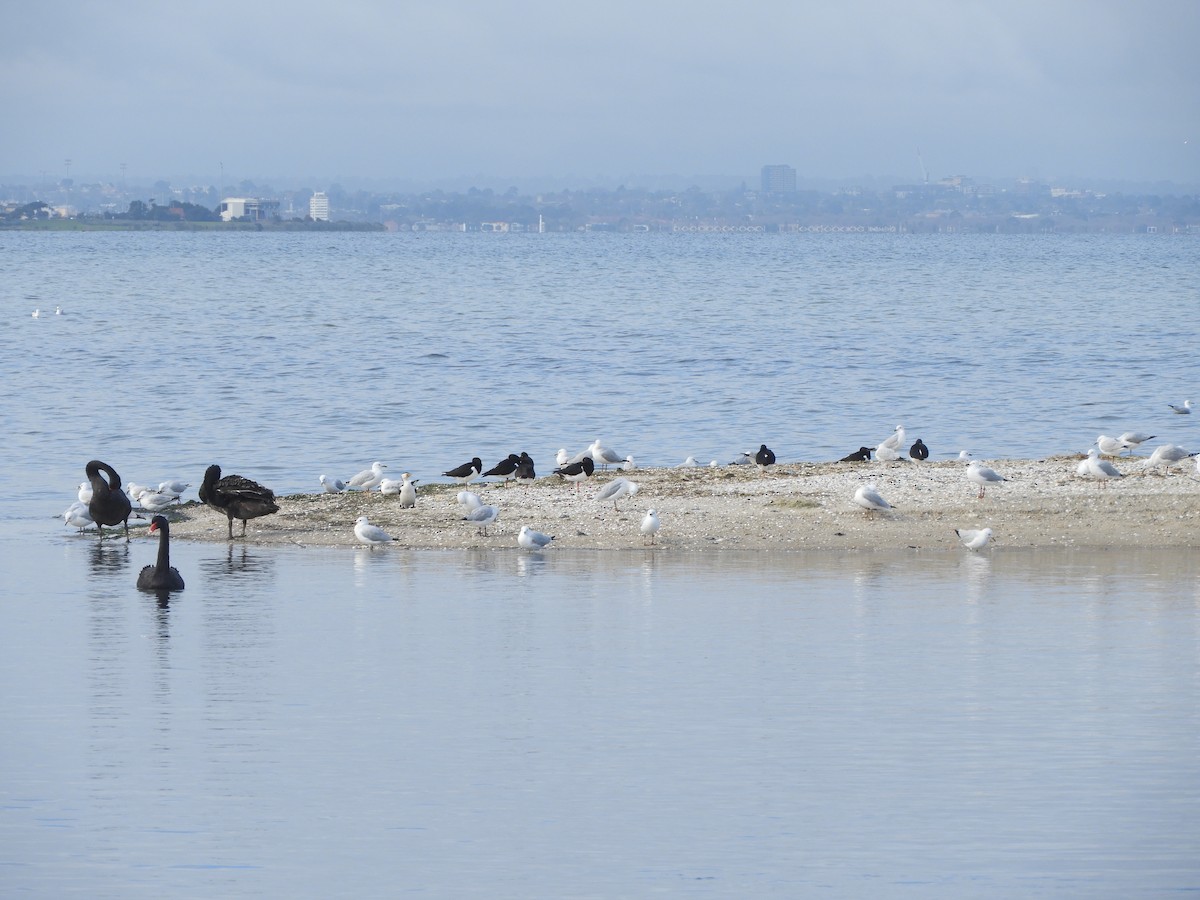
[137,515,185,591]
[85,459,133,540]
[199,464,279,539]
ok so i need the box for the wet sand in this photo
[162,456,1200,551]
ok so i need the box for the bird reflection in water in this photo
[88,539,130,575]
[200,543,275,579]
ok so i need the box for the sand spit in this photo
[158,456,1200,552]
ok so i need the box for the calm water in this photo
[2,232,1199,896]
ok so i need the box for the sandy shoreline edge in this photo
[143,456,1200,552]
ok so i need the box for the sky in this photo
[3,0,1199,190]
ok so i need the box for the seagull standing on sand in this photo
[589,439,627,470]
[1095,435,1125,457]
[1142,444,1197,474]
[854,484,893,513]
[320,474,347,493]
[555,448,571,466]
[443,457,483,484]
[594,477,639,510]
[880,424,906,452]
[354,516,393,547]
[967,460,1008,499]
[1084,448,1123,486]
[640,509,661,545]
[955,527,993,551]
[1168,400,1193,414]
[464,504,500,535]
[348,461,387,492]
[518,525,555,551]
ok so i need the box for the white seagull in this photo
[967,460,1007,499]
[879,424,906,452]
[157,480,190,498]
[854,484,892,512]
[1142,444,1197,474]
[875,443,906,463]
[354,516,393,547]
[589,439,626,470]
[1095,435,1125,457]
[517,525,555,551]
[63,501,94,532]
[1168,400,1193,414]
[555,448,571,466]
[348,461,387,491]
[1118,431,1155,454]
[1084,448,1123,486]
[77,481,93,504]
[955,527,993,551]
[677,456,701,468]
[137,490,179,513]
[640,508,661,544]
[594,477,639,509]
[457,490,483,511]
[464,504,500,534]
[31,309,41,318]
[320,474,347,493]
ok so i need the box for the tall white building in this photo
[309,192,330,221]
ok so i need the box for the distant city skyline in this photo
[3,2,1198,188]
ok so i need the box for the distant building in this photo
[309,192,330,221]
[218,197,262,221]
[761,165,797,193]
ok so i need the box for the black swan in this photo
[136,515,185,591]
[198,464,280,539]
[85,459,133,540]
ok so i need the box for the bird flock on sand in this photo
[63,404,1198,587]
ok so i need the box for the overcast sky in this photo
[3,1,1198,189]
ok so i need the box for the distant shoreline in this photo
[141,457,1200,552]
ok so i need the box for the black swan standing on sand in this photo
[85,459,133,540]
[198,464,280,539]
[136,515,185,591]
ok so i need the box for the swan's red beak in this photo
[148,521,160,533]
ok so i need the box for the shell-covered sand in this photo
[162,456,1200,552]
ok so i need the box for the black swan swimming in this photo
[198,464,280,539]
[85,459,133,540]
[136,515,185,591]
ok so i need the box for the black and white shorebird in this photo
[514,452,536,484]
[755,444,776,472]
[554,456,595,492]
[443,457,483,484]
[839,446,873,463]
[483,454,521,483]
[909,438,929,461]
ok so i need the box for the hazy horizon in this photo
[4,1,1198,190]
